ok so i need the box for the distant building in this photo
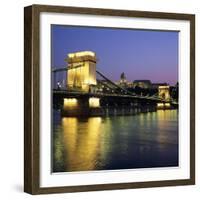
[126,82,133,88]
[119,72,127,88]
[120,72,126,83]
[133,80,152,89]
[151,82,168,89]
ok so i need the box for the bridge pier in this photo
[61,97,103,117]
[157,102,171,109]
[60,95,159,117]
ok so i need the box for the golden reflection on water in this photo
[62,117,102,171]
[156,110,178,144]
[54,110,178,172]
[136,110,178,146]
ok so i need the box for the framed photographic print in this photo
[24,4,195,194]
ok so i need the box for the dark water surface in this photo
[53,110,178,172]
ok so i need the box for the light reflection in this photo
[53,110,178,172]
[62,117,102,171]
[54,129,65,165]
[156,110,177,145]
[139,113,145,126]
[62,117,78,162]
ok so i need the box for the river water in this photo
[53,110,178,172]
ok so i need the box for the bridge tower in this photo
[157,85,171,109]
[158,85,170,100]
[66,51,97,92]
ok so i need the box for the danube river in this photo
[53,110,178,172]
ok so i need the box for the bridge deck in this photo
[53,89,178,105]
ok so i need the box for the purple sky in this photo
[51,25,178,85]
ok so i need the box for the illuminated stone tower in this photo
[66,51,97,92]
[157,85,171,109]
[158,85,170,100]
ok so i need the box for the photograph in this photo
[51,25,179,173]
[24,4,195,194]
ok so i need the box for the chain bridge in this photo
[52,51,178,116]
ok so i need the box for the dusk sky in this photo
[51,25,178,85]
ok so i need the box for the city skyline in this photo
[52,25,178,85]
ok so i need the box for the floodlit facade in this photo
[66,51,97,92]
[89,97,100,108]
[63,98,78,109]
[158,85,170,100]
[133,80,152,89]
